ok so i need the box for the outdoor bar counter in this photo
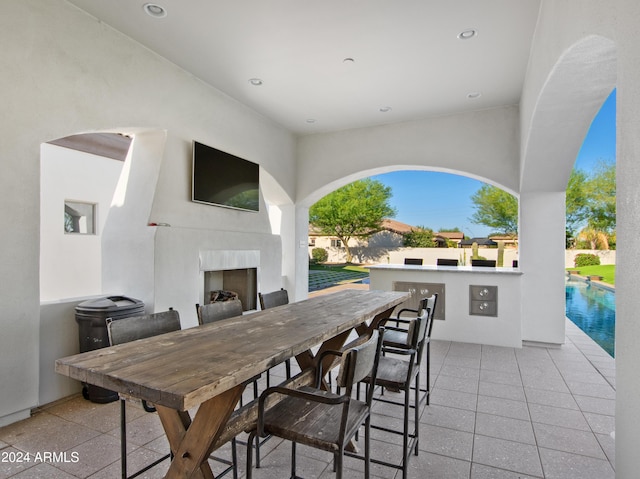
[369,263,523,348]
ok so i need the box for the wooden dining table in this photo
[55,289,410,479]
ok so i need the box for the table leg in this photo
[156,384,244,479]
[295,328,353,392]
[355,306,398,336]
[296,306,396,387]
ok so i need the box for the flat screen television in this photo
[192,141,260,212]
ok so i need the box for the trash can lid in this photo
[76,295,143,312]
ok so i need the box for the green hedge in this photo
[574,253,601,267]
[311,247,328,264]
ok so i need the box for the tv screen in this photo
[192,141,260,212]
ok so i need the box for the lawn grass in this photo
[309,263,369,273]
[567,264,615,285]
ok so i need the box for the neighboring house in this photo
[309,220,468,257]
[372,219,415,247]
[459,237,499,248]
[308,218,414,250]
[457,235,519,248]
[434,231,464,247]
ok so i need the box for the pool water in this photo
[565,279,615,357]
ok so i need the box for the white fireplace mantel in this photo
[199,250,261,272]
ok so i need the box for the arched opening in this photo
[304,166,519,267]
[40,132,131,301]
[569,88,616,249]
[518,34,616,345]
[39,128,170,305]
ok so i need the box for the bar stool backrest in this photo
[436,258,458,266]
[336,329,383,395]
[406,309,429,349]
[107,309,181,345]
[418,293,438,365]
[404,258,423,265]
[258,289,289,310]
[196,300,243,325]
[471,259,496,267]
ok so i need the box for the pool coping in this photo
[564,317,616,389]
[566,272,615,292]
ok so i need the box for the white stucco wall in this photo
[0,0,295,424]
[39,298,93,406]
[615,0,640,475]
[520,1,615,191]
[297,106,521,204]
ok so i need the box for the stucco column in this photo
[616,0,640,473]
[292,204,310,302]
[272,202,309,302]
[519,191,566,345]
[277,203,296,296]
[102,130,166,309]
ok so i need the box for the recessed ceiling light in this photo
[306,119,317,124]
[467,92,481,99]
[379,106,392,113]
[458,29,477,40]
[248,78,263,86]
[143,3,167,18]
[343,57,355,64]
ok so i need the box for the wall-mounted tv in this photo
[192,141,260,212]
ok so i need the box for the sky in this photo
[370,89,617,238]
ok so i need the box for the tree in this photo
[309,179,396,263]
[469,185,518,236]
[585,160,616,233]
[469,162,615,246]
[576,226,610,250]
[403,226,436,247]
[566,169,589,238]
[565,161,615,249]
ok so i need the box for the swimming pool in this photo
[565,278,615,357]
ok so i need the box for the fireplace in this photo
[200,250,260,312]
[204,268,257,311]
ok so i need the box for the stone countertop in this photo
[368,264,523,275]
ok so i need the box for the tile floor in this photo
[0,319,615,479]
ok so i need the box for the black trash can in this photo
[75,295,145,403]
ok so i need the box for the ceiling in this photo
[49,133,132,161]
[67,0,541,135]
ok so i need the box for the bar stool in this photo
[383,293,438,405]
[246,329,385,479]
[108,309,238,479]
[354,304,435,479]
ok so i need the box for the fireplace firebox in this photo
[204,268,257,311]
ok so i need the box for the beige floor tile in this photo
[0,318,616,479]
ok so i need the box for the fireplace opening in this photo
[204,268,257,311]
